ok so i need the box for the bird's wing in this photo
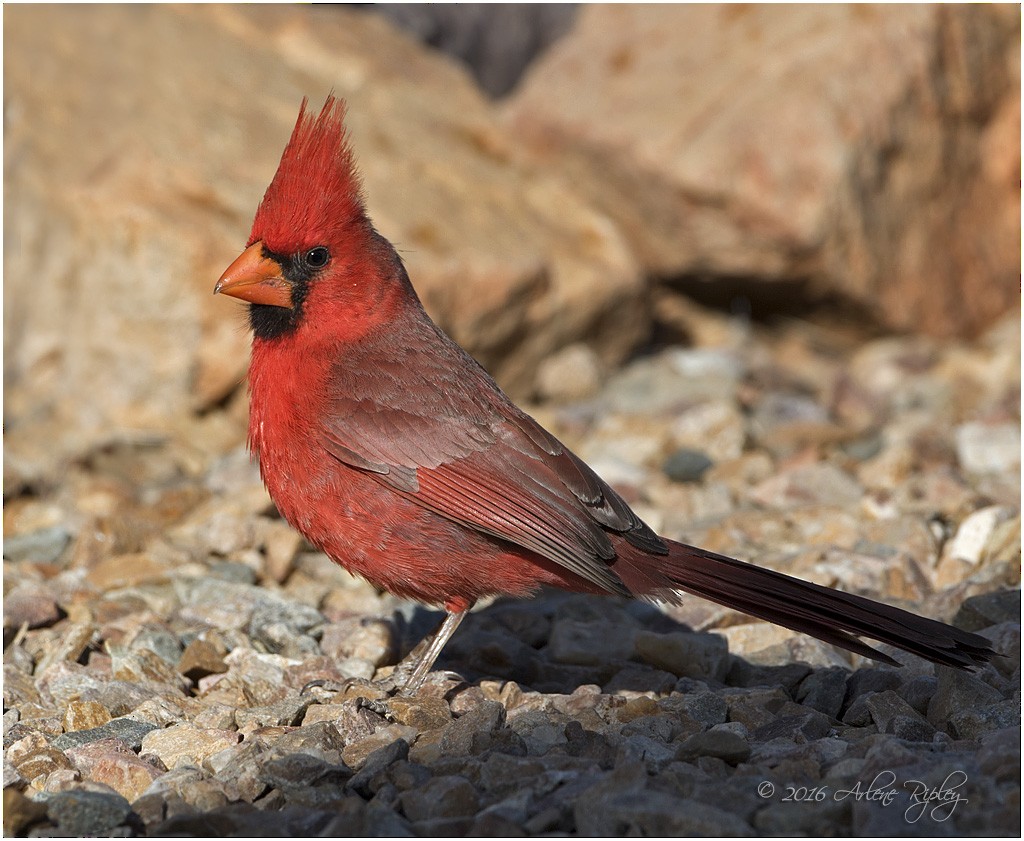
[320,340,666,595]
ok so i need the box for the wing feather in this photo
[320,324,664,594]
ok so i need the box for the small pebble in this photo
[662,448,714,483]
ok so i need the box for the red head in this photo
[215,96,412,344]
[248,96,366,255]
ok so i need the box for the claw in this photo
[356,695,397,720]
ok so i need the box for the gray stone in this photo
[347,738,409,797]
[342,727,418,771]
[4,756,25,790]
[979,622,1020,678]
[754,796,851,835]
[79,681,156,718]
[260,753,349,794]
[615,733,678,771]
[841,693,875,728]
[620,713,676,743]
[927,667,1004,731]
[208,560,257,584]
[899,674,939,715]
[174,579,268,631]
[248,599,324,657]
[52,718,158,752]
[400,775,479,822]
[45,789,132,835]
[668,691,728,729]
[723,686,790,730]
[507,710,570,755]
[603,350,741,416]
[662,448,714,483]
[603,664,678,695]
[439,700,506,757]
[954,589,1021,632]
[201,742,269,804]
[725,660,812,693]
[548,618,636,666]
[750,393,830,450]
[320,617,395,667]
[976,726,1020,783]
[271,721,346,761]
[796,667,848,718]
[677,727,751,765]
[845,668,901,701]
[128,625,183,666]
[865,691,935,740]
[579,785,755,835]
[947,700,1020,740]
[563,720,616,765]
[635,630,729,681]
[753,711,833,743]
[233,695,312,733]
[3,526,71,564]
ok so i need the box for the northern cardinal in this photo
[216,97,993,691]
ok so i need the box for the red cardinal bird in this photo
[216,97,993,691]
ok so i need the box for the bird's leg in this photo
[389,607,468,695]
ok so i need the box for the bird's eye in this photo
[303,247,330,269]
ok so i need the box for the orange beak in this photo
[214,242,293,308]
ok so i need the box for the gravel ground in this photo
[4,306,1020,836]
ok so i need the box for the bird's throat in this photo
[249,301,302,340]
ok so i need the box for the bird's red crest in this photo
[249,96,365,254]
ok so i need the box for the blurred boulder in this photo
[506,5,1020,337]
[4,4,645,485]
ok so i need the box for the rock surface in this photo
[4,4,645,488]
[506,5,1020,338]
[4,305,1018,836]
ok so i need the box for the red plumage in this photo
[216,96,994,690]
[250,98,365,256]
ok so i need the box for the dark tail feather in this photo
[617,540,995,669]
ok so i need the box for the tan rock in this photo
[720,623,799,660]
[535,343,604,403]
[88,553,172,591]
[385,696,453,731]
[260,520,303,584]
[341,725,418,770]
[7,732,73,788]
[301,704,347,727]
[109,647,189,693]
[62,701,111,733]
[140,723,241,770]
[507,5,1019,338]
[4,4,645,486]
[177,637,229,682]
[35,624,95,676]
[65,738,163,801]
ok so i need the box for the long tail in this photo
[616,540,995,669]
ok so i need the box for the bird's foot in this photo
[299,678,348,699]
[356,696,396,718]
